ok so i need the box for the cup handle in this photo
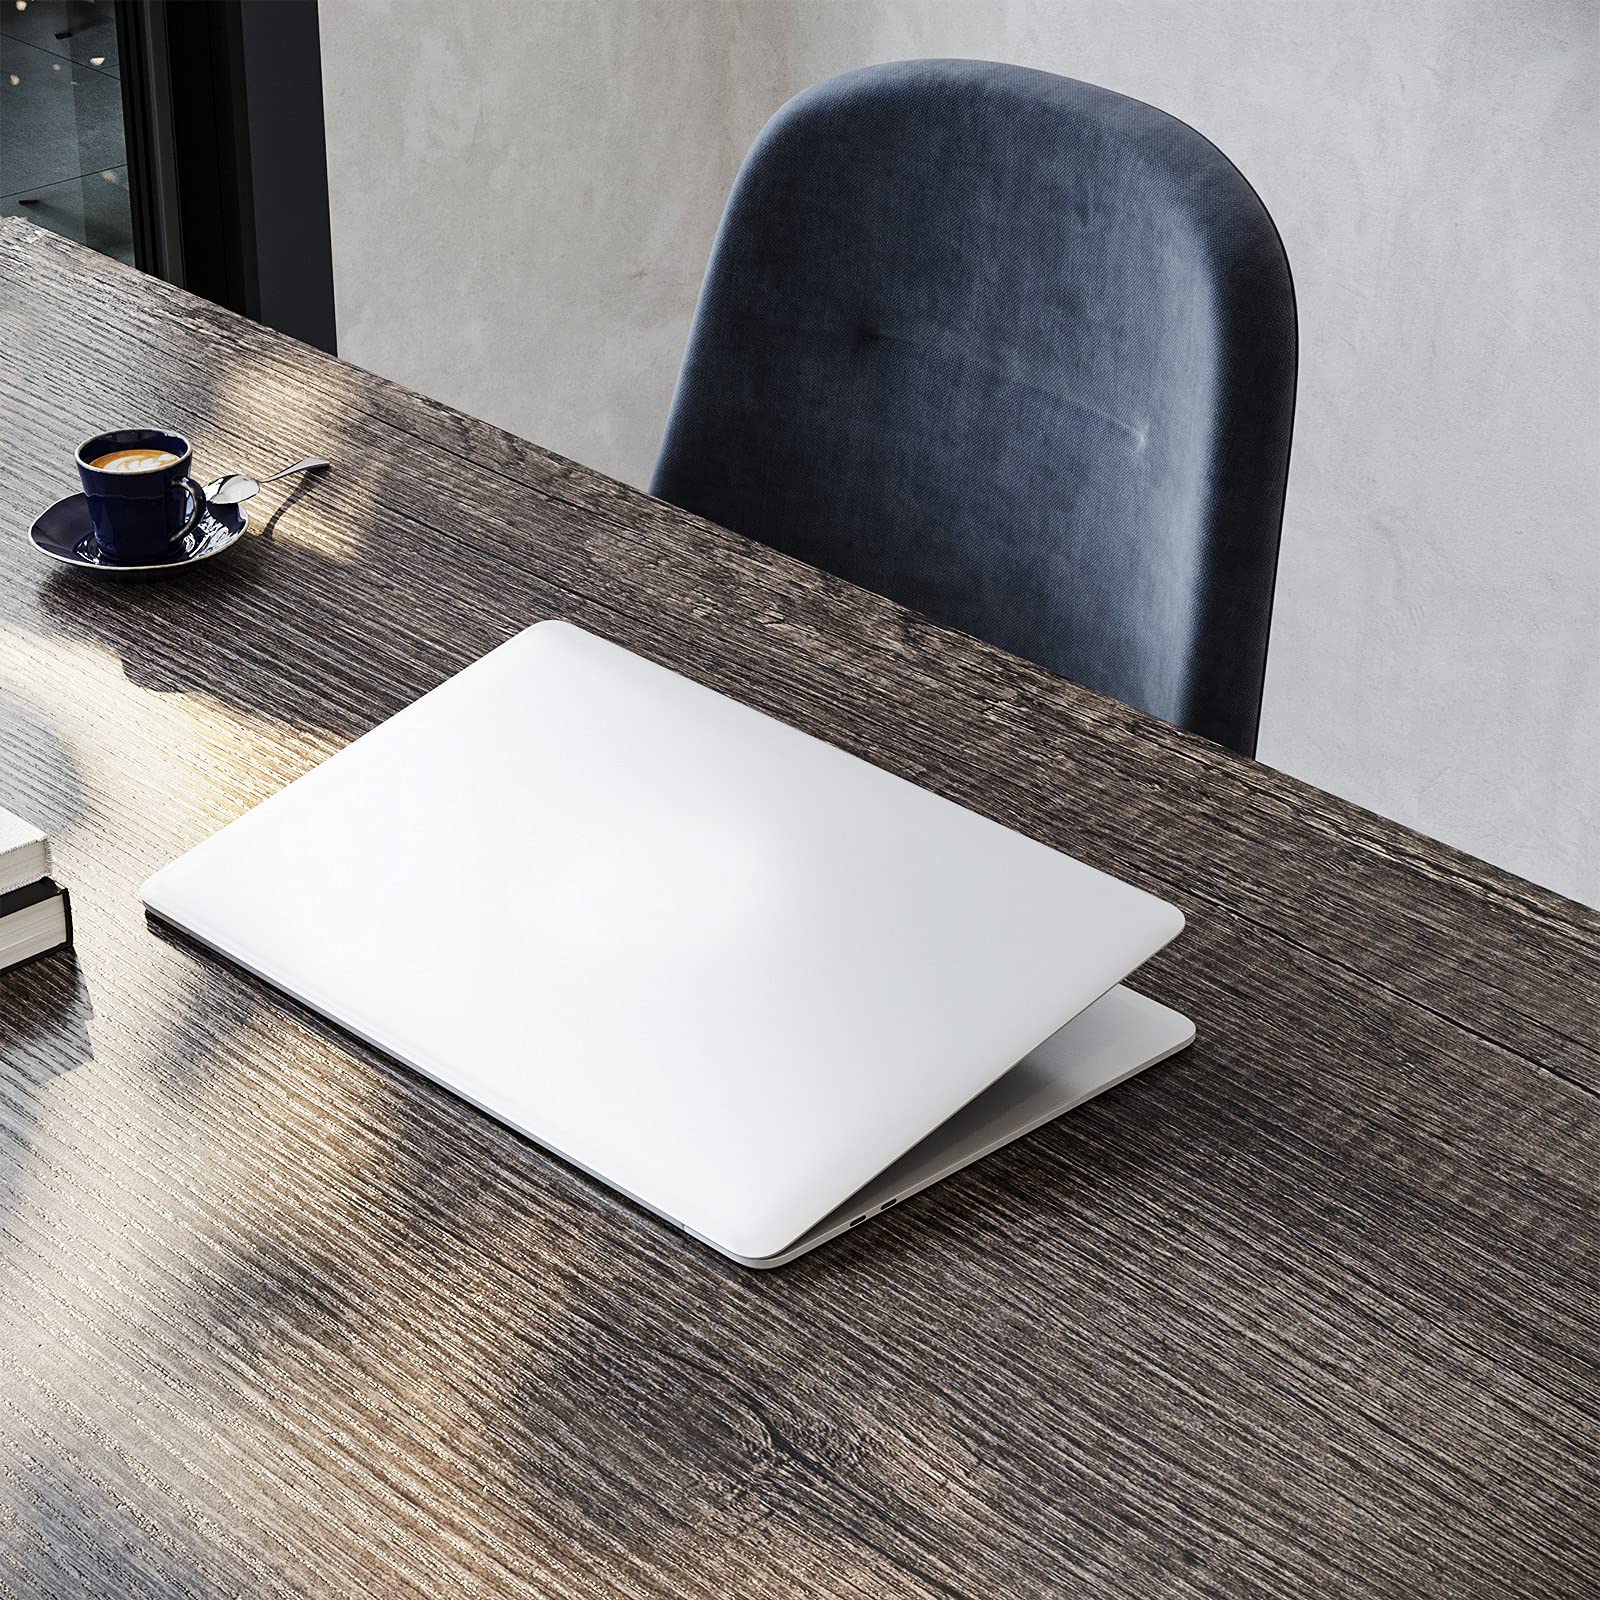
[175,476,206,541]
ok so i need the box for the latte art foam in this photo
[89,448,181,473]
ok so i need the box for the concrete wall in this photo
[320,0,1600,905]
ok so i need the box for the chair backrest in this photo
[651,60,1297,756]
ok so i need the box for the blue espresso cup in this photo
[75,428,202,560]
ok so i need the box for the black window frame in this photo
[116,0,336,353]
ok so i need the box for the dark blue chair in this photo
[652,60,1296,756]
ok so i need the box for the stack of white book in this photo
[0,806,72,973]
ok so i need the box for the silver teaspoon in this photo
[203,456,331,506]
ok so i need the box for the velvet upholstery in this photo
[652,60,1297,756]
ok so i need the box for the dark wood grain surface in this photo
[2,218,1596,1600]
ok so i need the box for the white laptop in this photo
[143,621,1192,1267]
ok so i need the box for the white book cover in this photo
[0,805,52,896]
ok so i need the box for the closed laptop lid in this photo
[142,621,1183,1261]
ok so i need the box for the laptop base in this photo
[735,984,1194,1267]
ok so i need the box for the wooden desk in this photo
[2,219,1595,1600]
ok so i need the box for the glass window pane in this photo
[1,0,133,264]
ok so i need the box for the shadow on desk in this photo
[36,478,387,745]
[0,950,93,1085]
[0,698,89,852]
[0,955,94,1238]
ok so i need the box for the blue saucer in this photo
[30,487,248,579]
